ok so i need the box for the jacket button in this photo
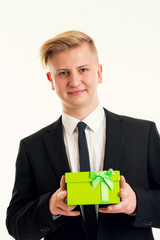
[40,226,50,233]
[142,220,152,227]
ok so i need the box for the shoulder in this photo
[103,108,155,132]
[21,116,62,144]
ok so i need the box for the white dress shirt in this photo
[52,105,106,219]
[62,104,106,173]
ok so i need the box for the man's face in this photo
[47,42,102,115]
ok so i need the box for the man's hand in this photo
[49,175,80,217]
[99,175,137,215]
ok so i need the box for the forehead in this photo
[48,42,97,69]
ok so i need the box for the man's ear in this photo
[97,64,102,84]
[46,72,55,90]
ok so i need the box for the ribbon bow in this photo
[90,170,115,204]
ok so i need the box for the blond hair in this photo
[40,30,98,68]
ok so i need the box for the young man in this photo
[6,31,160,240]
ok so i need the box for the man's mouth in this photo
[68,89,86,95]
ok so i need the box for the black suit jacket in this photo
[6,109,160,240]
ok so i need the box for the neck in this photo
[63,102,100,120]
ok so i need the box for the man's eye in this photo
[59,71,68,76]
[80,68,87,72]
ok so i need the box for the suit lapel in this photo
[103,109,126,171]
[43,109,125,180]
[43,117,70,182]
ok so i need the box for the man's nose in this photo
[68,71,81,87]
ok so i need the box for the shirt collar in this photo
[62,112,79,135]
[62,104,105,135]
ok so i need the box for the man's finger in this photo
[99,202,124,214]
[108,168,113,171]
[55,208,80,217]
[120,175,126,188]
[60,175,66,190]
[119,188,127,199]
[57,190,67,200]
[57,199,77,211]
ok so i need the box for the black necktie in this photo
[77,122,97,240]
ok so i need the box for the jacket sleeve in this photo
[131,122,160,228]
[6,140,61,240]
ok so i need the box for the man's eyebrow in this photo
[56,64,90,72]
[56,68,68,72]
[77,64,90,69]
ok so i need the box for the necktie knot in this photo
[77,122,87,133]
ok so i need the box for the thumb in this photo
[60,175,66,190]
[120,175,126,189]
[108,168,113,171]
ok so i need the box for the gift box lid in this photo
[65,170,120,183]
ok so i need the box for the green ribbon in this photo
[90,170,115,204]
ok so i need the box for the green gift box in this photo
[65,170,120,205]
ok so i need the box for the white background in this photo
[0,0,160,239]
